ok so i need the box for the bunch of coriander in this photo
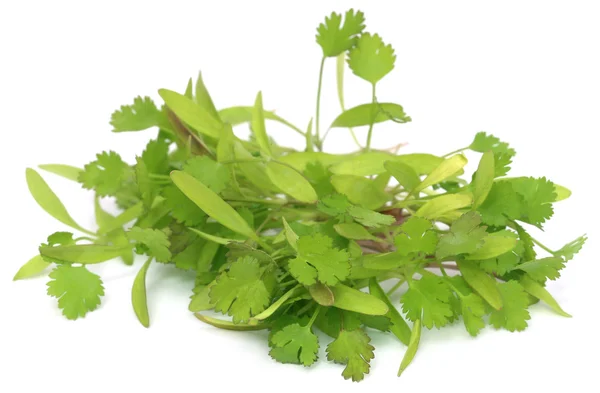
[14,9,586,382]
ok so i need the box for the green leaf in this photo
[330,174,389,210]
[13,255,51,281]
[472,151,495,208]
[316,9,365,57]
[79,151,130,197]
[436,212,487,259]
[348,33,395,84]
[288,233,350,286]
[415,193,473,220]
[414,154,467,194]
[332,283,388,316]
[554,235,587,261]
[384,160,420,192]
[209,256,270,323]
[394,217,438,257]
[46,265,104,320]
[361,251,412,270]
[218,106,303,136]
[308,282,335,306]
[265,162,318,203]
[251,91,272,155]
[554,184,572,201]
[457,260,503,310]
[512,257,565,282]
[401,275,453,329]
[97,201,144,235]
[194,71,220,120]
[269,323,319,366]
[183,156,230,194]
[328,152,442,177]
[347,206,395,228]
[188,228,236,245]
[255,286,305,320]
[282,217,299,251]
[110,96,163,132]
[39,244,131,264]
[465,232,518,260]
[127,227,171,263]
[38,164,83,182]
[170,171,258,241]
[368,278,411,345]
[398,319,421,376]
[334,223,377,241]
[460,293,487,337]
[132,258,152,327]
[330,102,410,128]
[158,88,222,138]
[489,281,531,332]
[326,328,374,382]
[470,132,515,156]
[520,275,571,318]
[26,168,90,234]
[233,142,278,192]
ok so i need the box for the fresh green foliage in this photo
[16,8,584,383]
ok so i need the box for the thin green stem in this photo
[314,56,326,150]
[531,237,555,255]
[386,279,406,296]
[442,147,468,158]
[307,306,321,328]
[365,83,377,151]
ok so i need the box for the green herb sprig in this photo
[14,9,586,382]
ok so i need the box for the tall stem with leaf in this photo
[365,83,377,151]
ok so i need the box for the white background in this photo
[1,1,599,391]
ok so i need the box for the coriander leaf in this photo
[141,139,170,174]
[183,156,230,194]
[436,212,487,259]
[394,217,438,256]
[162,185,207,226]
[506,177,557,226]
[347,205,395,228]
[489,281,531,332]
[469,132,516,156]
[45,231,75,246]
[135,157,154,207]
[477,182,522,226]
[316,9,366,57]
[461,293,487,337]
[494,152,513,177]
[209,256,270,323]
[554,235,587,261]
[79,151,130,196]
[479,242,522,275]
[315,308,362,338]
[326,329,374,382]
[288,233,350,286]
[513,257,565,282]
[127,227,172,262]
[46,265,104,320]
[317,193,352,220]
[348,33,395,84]
[304,162,335,197]
[269,323,319,366]
[110,96,163,132]
[401,275,453,329]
